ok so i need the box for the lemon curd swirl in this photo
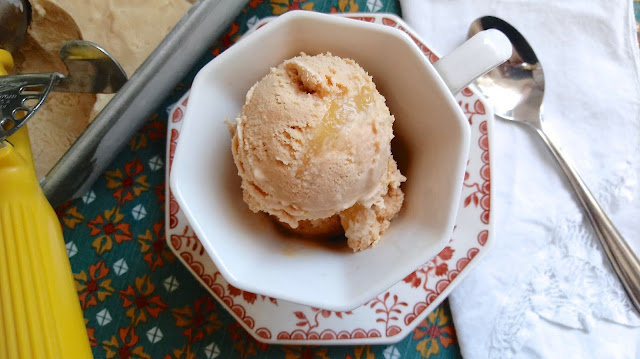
[301,86,374,169]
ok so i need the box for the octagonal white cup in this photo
[171,11,510,311]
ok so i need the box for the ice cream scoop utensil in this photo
[0,40,127,140]
[0,2,96,356]
[468,15,640,313]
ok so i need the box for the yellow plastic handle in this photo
[0,54,92,358]
[0,49,13,75]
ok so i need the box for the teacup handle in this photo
[433,29,512,95]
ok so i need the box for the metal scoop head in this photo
[0,40,127,141]
[56,40,128,93]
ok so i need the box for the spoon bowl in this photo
[469,16,544,127]
[469,15,640,313]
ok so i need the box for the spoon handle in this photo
[535,127,640,313]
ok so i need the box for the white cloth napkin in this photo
[398,0,640,358]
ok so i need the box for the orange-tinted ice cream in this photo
[231,53,405,251]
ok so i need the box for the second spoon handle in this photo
[535,126,640,313]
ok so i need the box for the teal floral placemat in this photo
[59,1,463,358]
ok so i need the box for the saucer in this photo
[165,13,494,345]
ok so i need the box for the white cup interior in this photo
[171,12,469,310]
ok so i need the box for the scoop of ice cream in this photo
[232,53,405,251]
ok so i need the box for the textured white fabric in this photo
[398,0,640,358]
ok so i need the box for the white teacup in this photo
[171,11,509,311]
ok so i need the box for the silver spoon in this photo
[469,16,640,312]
